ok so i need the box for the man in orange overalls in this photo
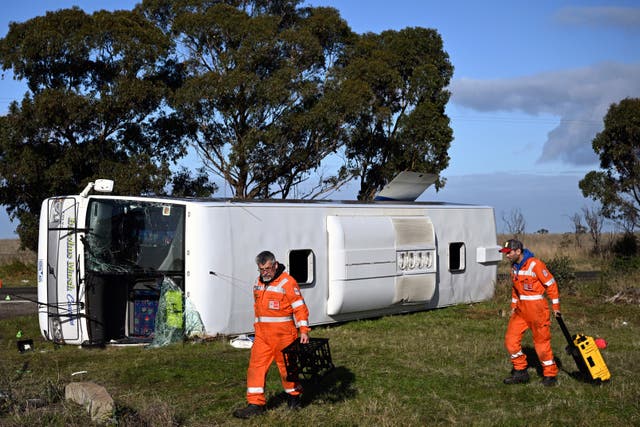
[233,251,310,419]
[500,239,560,387]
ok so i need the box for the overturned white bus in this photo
[37,174,502,346]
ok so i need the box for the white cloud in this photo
[448,62,640,166]
[554,6,640,31]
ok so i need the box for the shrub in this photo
[606,255,640,275]
[545,255,577,295]
[611,232,638,257]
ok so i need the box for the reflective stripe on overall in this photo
[247,272,309,405]
[505,257,559,377]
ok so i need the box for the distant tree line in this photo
[0,0,455,250]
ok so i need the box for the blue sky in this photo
[1,0,639,237]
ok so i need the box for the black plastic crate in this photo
[282,337,335,382]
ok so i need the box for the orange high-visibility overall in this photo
[505,252,560,377]
[246,266,310,406]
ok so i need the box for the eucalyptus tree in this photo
[337,27,454,200]
[140,0,354,199]
[0,7,209,250]
[579,97,640,231]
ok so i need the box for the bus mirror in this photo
[94,180,114,193]
[80,179,114,198]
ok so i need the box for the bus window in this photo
[85,200,185,273]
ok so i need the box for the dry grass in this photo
[497,232,621,272]
[0,239,35,265]
[497,232,640,305]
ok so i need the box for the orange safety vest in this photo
[510,255,560,314]
[253,270,310,334]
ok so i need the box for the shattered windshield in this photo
[84,199,185,273]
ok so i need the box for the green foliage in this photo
[141,0,455,201]
[142,0,355,199]
[611,232,639,257]
[607,254,640,275]
[338,28,454,200]
[1,1,456,250]
[0,8,214,251]
[546,255,577,295]
[579,97,640,231]
[170,167,217,198]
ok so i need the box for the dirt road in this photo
[0,287,38,320]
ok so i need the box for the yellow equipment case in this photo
[556,314,611,382]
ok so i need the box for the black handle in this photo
[555,314,574,345]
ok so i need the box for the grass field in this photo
[0,236,638,426]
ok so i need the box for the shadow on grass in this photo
[267,366,357,409]
[523,344,578,379]
[523,345,607,385]
[522,346,543,378]
[554,347,611,385]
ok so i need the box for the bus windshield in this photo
[84,199,185,273]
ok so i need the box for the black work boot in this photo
[542,376,558,387]
[232,404,265,419]
[287,394,302,410]
[503,369,530,384]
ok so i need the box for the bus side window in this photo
[289,249,315,286]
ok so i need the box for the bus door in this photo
[46,197,82,343]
